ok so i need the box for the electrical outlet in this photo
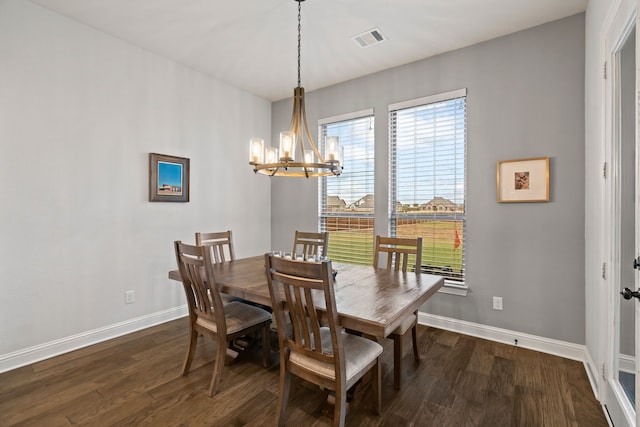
[125,290,135,304]
[492,296,503,310]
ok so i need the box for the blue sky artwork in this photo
[158,161,182,188]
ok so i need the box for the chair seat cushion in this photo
[220,293,238,304]
[196,301,271,335]
[289,327,383,382]
[391,313,417,336]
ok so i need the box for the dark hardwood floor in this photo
[0,318,608,426]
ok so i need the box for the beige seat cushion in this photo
[289,327,383,382]
[196,301,272,335]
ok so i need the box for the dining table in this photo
[168,255,444,340]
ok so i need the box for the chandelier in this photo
[249,0,343,178]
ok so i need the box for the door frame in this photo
[601,0,638,425]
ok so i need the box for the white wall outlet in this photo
[125,290,135,304]
[492,296,503,310]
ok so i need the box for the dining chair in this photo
[265,254,382,427]
[292,230,329,259]
[373,235,423,389]
[174,241,272,397]
[195,230,239,305]
[195,230,235,263]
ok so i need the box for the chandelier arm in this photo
[290,87,308,158]
[300,94,325,163]
[289,91,300,132]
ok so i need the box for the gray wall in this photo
[271,14,585,344]
[0,0,271,363]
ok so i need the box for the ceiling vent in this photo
[352,28,387,48]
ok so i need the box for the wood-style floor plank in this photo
[0,318,608,426]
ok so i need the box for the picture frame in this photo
[149,153,190,202]
[497,157,549,203]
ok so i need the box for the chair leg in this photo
[393,334,403,390]
[334,386,347,427]
[261,322,270,368]
[182,329,198,376]
[411,324,420,362]
[372,358,381,415]
[208,338,227,397]
[276,365,291,426]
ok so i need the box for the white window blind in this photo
[389,89,466,283]
[319,110,375,265]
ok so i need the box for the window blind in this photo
[319,110,375,265]
[389,90,466,283]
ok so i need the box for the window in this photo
[319,110,375,265]
[389,89,466,284]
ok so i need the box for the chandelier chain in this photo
[297,0,301,88]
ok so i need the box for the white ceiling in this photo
[30,0,588,101]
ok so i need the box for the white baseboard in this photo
[583,347,601,400]
[0,305,188,374]
[418,312,587,362]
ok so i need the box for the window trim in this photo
[319,108,374,126]
[388,88,467,112]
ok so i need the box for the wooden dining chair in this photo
[195,230,240,304]
[292,230,329,259]
[265,254,382,427]
[195,230,235,263]
[174,241,272,397]
[373,235,423,389]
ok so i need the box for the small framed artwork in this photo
[149,153,190,202]
[497,157,549,203]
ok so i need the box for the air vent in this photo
[352,28,387,48]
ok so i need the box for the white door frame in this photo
[635,2,640,420]
[601,0,638,425]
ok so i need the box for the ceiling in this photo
[30,0,588,101]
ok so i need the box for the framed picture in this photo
[497,157,549,203]
[149,153,190,202]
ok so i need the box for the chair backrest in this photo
[292,230,329,259]
[373,236,423,272]
[195,230,235,263]
[174,240,227,334]
[265,254,345,385]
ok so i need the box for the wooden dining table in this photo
[169,255,444,339]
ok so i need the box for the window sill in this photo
[437,280,468,296]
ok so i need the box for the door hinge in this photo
[602,262,607,280]
[602,362,607,379]
[603,61,607,79]
[603,161,607,179]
